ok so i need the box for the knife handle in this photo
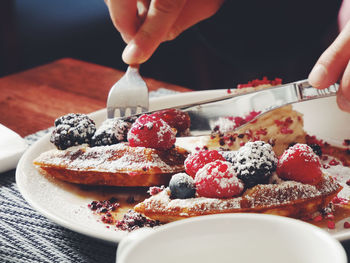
[296,80,339,101]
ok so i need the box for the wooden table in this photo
[0,58,191,137]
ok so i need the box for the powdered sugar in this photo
[194,160,244,198]
[233,141,277,176]
[92,117,133,146]
[34,143,185,174]
[323,160,350,200]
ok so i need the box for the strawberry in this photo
[276,144,322,184]
[184,150,225,178]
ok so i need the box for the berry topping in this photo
[237,77,282,89]
[308,143,322,157]
[184,150,225,178]
[127,114,176,150]
[116,209,160,232]
[91,116,136,146]
[194,160,244,198]
[277,143,322,185]
[148,185,165,196]
[169,173,196,199]
[150,108,190,135]
[233,141,277,188]
[50,113,96,150]
[220,151,237,164]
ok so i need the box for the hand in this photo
[105,0,224,64]
[308,20,350,113]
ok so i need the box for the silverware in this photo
[107,65,149,118]
[124,79,339,136]
[183,79,339,135]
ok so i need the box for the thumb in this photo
[308,21,350,89]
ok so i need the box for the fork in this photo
[107,65,149,118]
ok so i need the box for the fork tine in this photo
[106,65,149,118]
[119,108,126,118]
[107,108,115,119]
[130,107,137,115]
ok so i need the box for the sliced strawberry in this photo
[276,144,322,185]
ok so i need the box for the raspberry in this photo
[50,113,96,150]
[169,173,196,199]
[194,160,244,198]
[184,150,225,178]
[277,143,322,185]
[127,114,176,150]
[150,108,190,135]
[233,141,277,188]
[91,116,136,146]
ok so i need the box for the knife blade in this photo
[123,79,339,136]
[181,79,339,136]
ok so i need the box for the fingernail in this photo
[337,92,350,112]
[122,43,144,65]
[308,64,327,88]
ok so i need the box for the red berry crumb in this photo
[276,144,322,185]
[127,114,176,150]
[237,77,282,89]
[148,185,165,196]
[313,215,323,222]
[344,222,350,229]
[149,108,190,134]
[184,150,225,178]
[194,160,244,198]
[327,221,335,229]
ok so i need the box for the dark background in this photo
[0,0,343,90]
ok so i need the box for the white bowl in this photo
[117,213,347,263]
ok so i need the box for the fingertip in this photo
[336,92,350,113]
[122,42,149,65]
[308,64,329,89]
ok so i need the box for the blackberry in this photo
[233,141,277,188]
[50,113,96,150]
[169,173,196,199]
[220,151,237,164]
[91,116,136,146]
[308,144,322,157]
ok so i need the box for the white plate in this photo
[0,124,27,173]
[16,90,350,243]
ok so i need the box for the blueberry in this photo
[169,173,196,199]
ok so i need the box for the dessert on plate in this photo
[32,77,350,231]
[134,142,342,222]
[34,111,189,187]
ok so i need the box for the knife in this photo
[125,79,339,136]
